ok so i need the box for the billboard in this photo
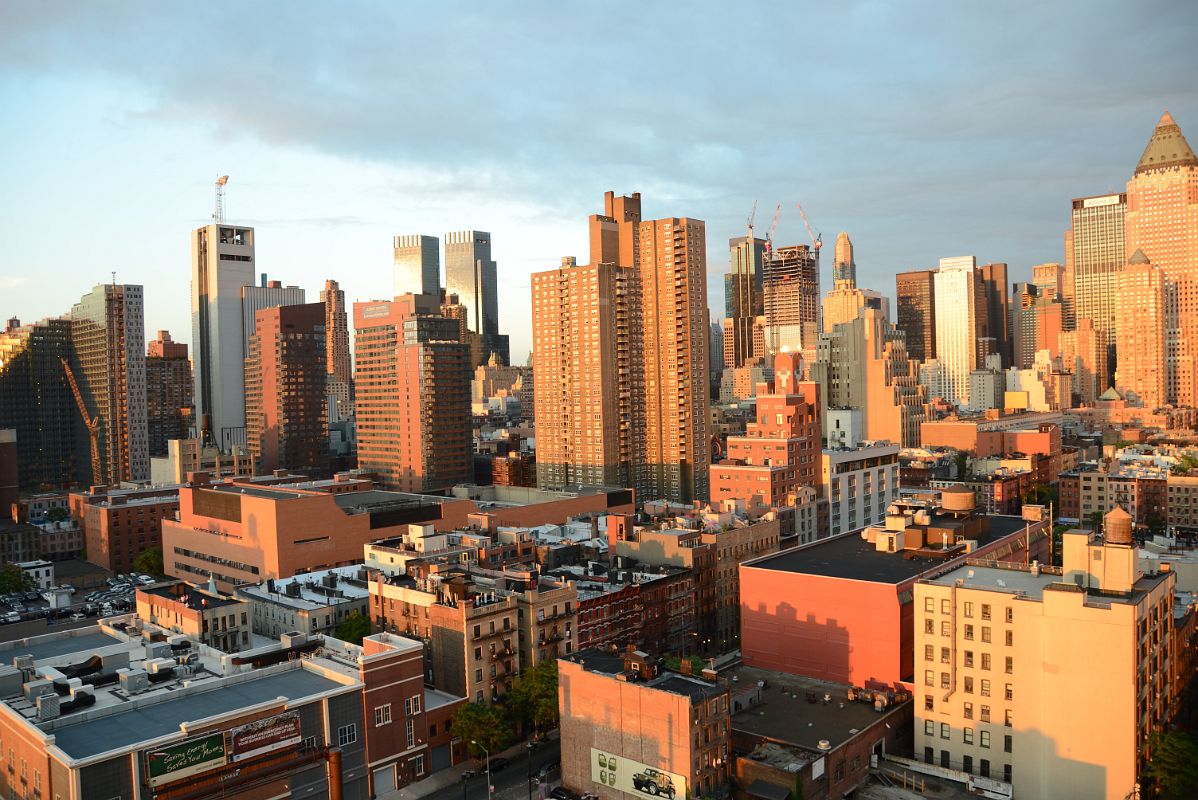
[147,733,227,787]
[590,748,686,800]
[229,711,303,763]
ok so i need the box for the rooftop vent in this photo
[35,693,60,721]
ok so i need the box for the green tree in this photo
[0,564,34,594]
[1147,516,1168,539]
[504,659,559,733]
[334,610,372,645]
[1021,483,1057,508]
[132,546,165,577]
[452,702,509,758]
[1144,731,1198,799]
[46,507,70,522]
[954,452,969,479]
[1087,511,1104,533]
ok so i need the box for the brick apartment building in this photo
[70,483,180,573]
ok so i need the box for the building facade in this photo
[1115,251,1173,408]
[0,317,77,488]
[821,443,900,538]
[393,233,440,298]
[444,229,508,366]
[896,269,937,364]
[321,279,354,423]
[145,330,193,457]
[762,244,819,357]
[933,258,979,408]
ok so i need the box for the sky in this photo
[1,1,1195,364]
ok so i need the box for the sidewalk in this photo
[380,732,559,800]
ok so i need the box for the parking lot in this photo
[1,572,158,627]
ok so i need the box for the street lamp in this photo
[472,740,492,799]
[526,741,535,800]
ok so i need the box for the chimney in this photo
[260,273,268,288]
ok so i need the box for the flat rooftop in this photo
[927,559,1172,605]
[211,484,305,500]
[744,514,1035,584]
[50,666,342,759]
[0,630,122,662]
[563,649,725,701]
[729,665,908,756]
[142,582,244,610]
[333,490,438,512]
[240,566,372,610]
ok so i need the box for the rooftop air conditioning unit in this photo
[35,693,60,721]
[118,668,149,694]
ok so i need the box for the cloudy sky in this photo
[1,1,1195,362]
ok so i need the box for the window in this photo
[1005,656,1014,674]
[925,619,935,634]
[1004,709,1013,727]
[982,653,991,671]
[1005,630,1013,646]
[924,747,934,764]
[965,624,975,640]
[964,650,974,668]
[963,755,973,774]
[405,695,422,715]
[1004,735,1013,753]
[925,644,934,661]
[406,719,416,749]
[941,672,950,689]
[964,702,973,719]
[981,731,991,749]
[1005,607,1013,623]
[964,601,974,618]
[925,670,934,687]
[374,704,393,727]
[1003,764,1012,783]
[980,758,990,777]
[981,604,991,620]
[925,696,935,711]
[941,621,951,636]
[965,677,974,693]
[925,720,935,736]
[981,705,991,723]
[338,724,358,746]
[1004,684,1013,701]
[941,599,951,614]
[963,727,974,744]
[982,626,992,643]
[941,647,950,664]
[981,679,991,697]
[940,723,950,740]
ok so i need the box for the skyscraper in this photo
[1067,192,1126,386]
[392,234,440,297]
[69,283,149,484]
[354,294,472,492]
[1059,319,1107,406]
[321,279,353,422]
[245,303,329,474]
[976,262,1010,367]
[0,317,76,488]
[1011,283,1063,369]
[191,223,255,451]
[762,244,819,358]
[822,279,889,332]
[145,330,193,457]
[241,276,306,357]
[933,257,979,408]
[1115,250,1173,409]
[832,231,856,285]
[445,230,509,365]
[1125,111,1198,405]
[723,235,766,368]
[895,269,937,363]
[533,191,711,504]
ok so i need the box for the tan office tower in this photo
[832,231,856,285]
[320,279,353,422]
[532,257,637,489]
[392,233,440,297]
[69,284,149,484]
[245,303,329,474]
[354,294,472,492]
[723,236,767,368]
[1067,193,1126,385]
[1059,319,1107,406]
[1115,250,1173,409]
[762,244,819,357]
[1125,111,1198,405]
[895,269,937,363]
[822,279,889,333]
[535,192,710,503]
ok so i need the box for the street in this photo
[425,741,561,800]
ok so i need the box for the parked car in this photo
[490,757,511,772]
[537,761,560,780]
[23,592,39,602]
[550,788,580,800]
[2,613,20,624]
[70,612,85,621]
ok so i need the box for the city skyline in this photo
[1,3,1195,362]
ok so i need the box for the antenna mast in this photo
[214,175,230,224]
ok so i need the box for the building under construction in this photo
[762,244,820,359]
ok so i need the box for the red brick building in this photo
[71,484,180,573]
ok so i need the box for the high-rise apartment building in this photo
[1115,250,1173,409]
[914,515,1173,799]
[976,262,1010,367]
[69,283,149,484]
[810,307,928,447]
[354,294,472,492]
[1010,283,1063,369]
[1067,192,1126,384]
[762,244,819,357]
[191,223,255,451]
[321,279,353,422]
[445,230,509,366]
[245,303,329,474]
[896,269,937,363]
[933,257,980,408]
[711,351,821,507]
[392,233,440,297]
[723,235,766,368]
[832,230,856,285]
[534,192,710,503]
[145,330,193,457]
[241,276,306,356]
[1058,319,1107,406]
[1125,111,1198,406]
[0,317,76,488]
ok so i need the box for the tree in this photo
[0,564,34,594]
[504,659,559,733]
[953,452,970,479]
[46,507,70,523]
[335,610,371,645]
[1147,516,1168,539]
[452,702,508,759]
[1143,731,1198,799]
[1021,483,1057,508]
[132,546,164,578]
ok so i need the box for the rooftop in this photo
[141,581,244,610]
[563,648,726,701]
[927,558,1172,605]
[744,514,1037,584]
[729,665,909,757]
[210,483,306,500]
[239,565,375,610]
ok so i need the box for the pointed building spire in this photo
[1134,110,1198,175]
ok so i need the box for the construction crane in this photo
[213,175,230,224]
[746,199,759,237]
[795,202,822,254]
[60,357,102,483]
[765,203,782,253]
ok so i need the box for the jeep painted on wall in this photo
[632,767,675,799]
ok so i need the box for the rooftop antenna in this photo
[214,175,230,224]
